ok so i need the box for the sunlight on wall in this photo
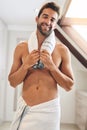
[73,25,87,42]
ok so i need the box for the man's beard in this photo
[37,23,52,37]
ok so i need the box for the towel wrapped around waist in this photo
[10,96,61,130]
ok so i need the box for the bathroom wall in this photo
[60,53,87,124]
[0,19,8,122]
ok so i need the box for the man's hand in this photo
[40,50,54,70]
[23,50,40,69]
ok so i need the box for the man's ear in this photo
[35,16,38,23]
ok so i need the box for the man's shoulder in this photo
[14,41,28,55]
[17,41,28,47]
[15,41,28,50]
[56,41,69,52]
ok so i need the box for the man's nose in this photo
[46,18,51,25]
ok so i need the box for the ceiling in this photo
[0,0,69,29]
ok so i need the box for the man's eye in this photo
[51,19,55,22]
[43,16,48,19]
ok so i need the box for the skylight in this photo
[66,0,87,41]
[66,0,87,18]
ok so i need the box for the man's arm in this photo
[8,43,40,88]
[8,43,28,87]
[40,44,74,91]
[50,46,74,91]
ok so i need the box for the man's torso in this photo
[20,42,62,106]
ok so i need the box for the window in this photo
[66,0,87,42]
[60,0,87,56]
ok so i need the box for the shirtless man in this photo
[8,2,74,130]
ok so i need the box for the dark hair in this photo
[38,2,60,18]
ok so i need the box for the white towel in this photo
[28,30,56,69]
[10,96,61,130]
[28,31,38,53]
[41,31,56,54]
[10,96,27,130]
[28,30,56,54]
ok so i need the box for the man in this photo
[8,2,74,130]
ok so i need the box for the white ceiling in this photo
[0,0,68,29]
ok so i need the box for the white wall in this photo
[0,20,8,123]
[60,54,87,124]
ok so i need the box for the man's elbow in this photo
[9,82,17,88]
[65,79,74,91]
[8,76,17,88]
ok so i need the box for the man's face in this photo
[36,8,58,37]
